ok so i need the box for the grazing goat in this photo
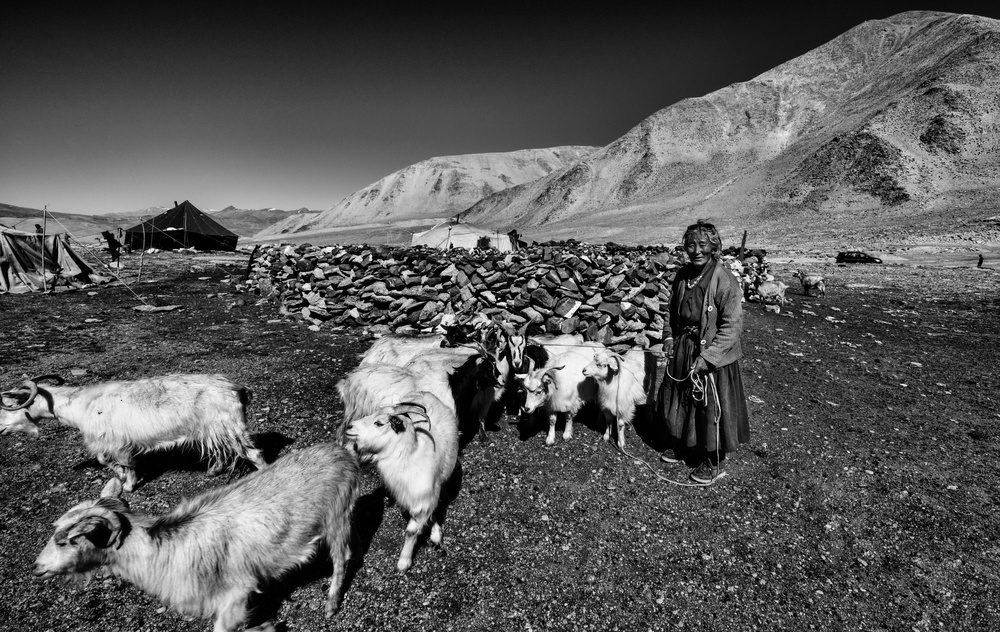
[34,443,360,632]
[753,279,788,306]
[792,270,826,297]
[514,342,602,446]
[0,374,266,492]
[344,393,459,573]
[582,348,648,449]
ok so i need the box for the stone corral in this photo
[241,242,686,351]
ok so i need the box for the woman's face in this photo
[684,233,715,268]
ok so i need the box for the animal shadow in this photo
[252,431,296,463]
[513,403,603,443]
[631,403,669,452]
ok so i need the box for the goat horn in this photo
[0,381,38,411]
[28,374,65,386]
[394,401,427,415]
[394,402,431,428]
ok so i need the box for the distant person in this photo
[658,220,751,485]
[34,224,43,234]
[101,230,123,264]
[978,254,984,268]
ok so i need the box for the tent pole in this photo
[41,205,48,292]
[137,221,146,284]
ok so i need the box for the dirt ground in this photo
[1,248,998,632]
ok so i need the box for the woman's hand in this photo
[692,356,711,376]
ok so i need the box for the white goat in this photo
[344,393,459,573]
[336,363,424,428]
[514,342,602,446]
[582,348,648,449]
[792,270,826,297]
[357,312,494,367]
[34,442,360,632]
[0,374,266,492]
[359,334,446,366]
[754,279,788,305]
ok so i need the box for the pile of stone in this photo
[241,242,685,350]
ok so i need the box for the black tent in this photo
[125,200,239,252]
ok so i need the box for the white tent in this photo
[410,222,512,252]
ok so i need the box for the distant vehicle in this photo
[836,251,882,264]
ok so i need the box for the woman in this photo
[658,220,750,485]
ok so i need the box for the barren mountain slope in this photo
[254,146,596,240]
[459,11,1000,246]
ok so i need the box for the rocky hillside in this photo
[458,11,1000,247]
[253,146,596,241]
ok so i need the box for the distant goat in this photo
[514,342,603,446]
[753,279,788,306]
[344,393,459,573]
[34,443,360,631]
[792,270,826,298]
[0,374,266,491]
[582,348,648,449]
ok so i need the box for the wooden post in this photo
[41,206,48,292]
[137,221,146,284]
[245,244,260,280]
[738,230,748,261]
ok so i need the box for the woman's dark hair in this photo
[682,220,723,256]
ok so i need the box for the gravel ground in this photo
[1,250,998,632]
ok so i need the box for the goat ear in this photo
[608,355,621,374]
[388,414,407,434]
[66,511,122,549]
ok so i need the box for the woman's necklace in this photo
[685,267,708,289]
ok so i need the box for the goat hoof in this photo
[397,560,412,574]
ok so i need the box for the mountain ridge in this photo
[252,146,597,240]
[456,11,1000,247]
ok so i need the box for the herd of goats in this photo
[0,255,829,632]
[0,314,655,631]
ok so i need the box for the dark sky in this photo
[3,3,999,215]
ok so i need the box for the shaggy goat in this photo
[582,348,648,449]
[0,374,266,491]
[792,270,826,298]
[34,442,360,632]
[344,393,459,573]
[514,342,602,446]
